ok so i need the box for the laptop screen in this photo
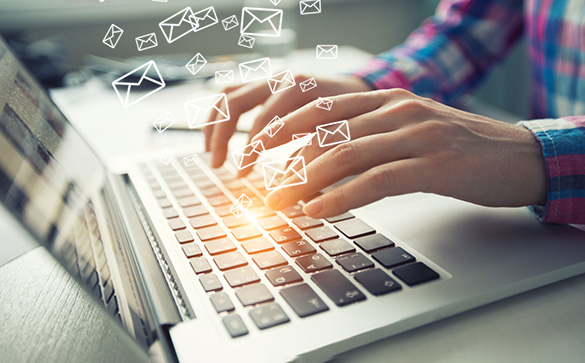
[0,37,105,250]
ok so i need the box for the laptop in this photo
[2,35,585,362]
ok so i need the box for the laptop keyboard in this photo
[141,153,440,337]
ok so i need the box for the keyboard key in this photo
[222,314,248,338]
[210,292,234,313]
[200,187,224,198]
[248,206,276,219]
[192,178,216,190]
[190,257,212,274]
[252,250,287,270]
[231,225,263,241]
[158,198,172,209]
[214,205,232,217]
[311,269,366,307]
[177,196,201,207]
[168,180,188,190]
[189,214,217,229]
[354,269,401,295]
[213,251,247,271]
[292,216,323,230]
[182,243,202,258]
[296,253,332,273]
[208,195,231,207]
[196,226,227,241]
[222,215,251,228]
[175,230,194,244]
[235,284,274,306]
[162,207,179,219]
[281,204,304,218]
[182,205,208,218]
[393,262,439,286]
[305,226,338,242]
[354,233,394,253]
[269,227,302,244]
[334,219,375,239]
[199,274,222,292]
[257,215,288,231]
[224,266,260,287]
[280,283,329,318]
[265,266,303,287]
[372,247,415,269]
[168,218,186,231]
[173,188,193,199]
[325,212,354,223]
[320,239,356,256]
[205,238,237,255]
[249,303,290,330]
[241,237,274,254]
[336,253,375,272]
[281,240,316,257]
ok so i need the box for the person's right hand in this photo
[203,75,372,175]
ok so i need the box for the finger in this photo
[204,84,246,152]
[302,158,429,218]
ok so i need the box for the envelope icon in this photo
[136,33,158,51]
[241,7,283,37]
[230,193,253,218]
[159,7,196,43]
[183,154,199,167]
[267,69,296,94]
[265,116,284,137]
[112,60,166,108]
[184,93,230,129]
[299,77,317,92]
[159,148,175,165]
[270,0,282,5]
[239,57,272,83]
[103,24,123,49]
[292,133,313,145]
[316,120,351,147]
[300,0,321,15]
[316,45,338,60]
[238,34,256,49]
[215,70,234,84]
[231,140,268,170]
[190,6,219,32]
[222,15,239,31]
[185,53,207,76]
[153,111,176,133]
[262,156,307,191]
[316,97,333,111]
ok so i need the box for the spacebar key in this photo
[311,270,366,307]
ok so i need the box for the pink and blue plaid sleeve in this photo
[353,0,524,104]
[520,118,585,224]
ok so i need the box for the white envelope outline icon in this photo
[136,33,158,51]
[232,140,268,170]
[230,193,253,218]
[159,148,175,165]
[215,70,234,84]
[239,57,272,83]
[238,34,256,48]
[316,45,338,59]
[222,15,239,31]
[185,53,207,76]
[263,157,308,191]
[153,111,176,133]
[316,120,351,147]
[112,60,166,108]
[316,97,333,111]
[103,24,124,49]
[190,6,219,32]
[267,69,296,94]
[183,154,199,167]
[159,7,196,43]
[241,7,283,37]
[270,0,282,5]
[299,77,317,92]
[184,93,230,129]
[300,0,322,15]
[292,133,313,145]
[266,116,284,137]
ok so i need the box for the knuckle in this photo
[330,142,358,165]
[366,166,393,190]
[328,187,348,211]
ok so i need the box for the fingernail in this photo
[264,190,281,209]
[303,198,322,216]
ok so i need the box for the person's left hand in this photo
[250,89,548,218]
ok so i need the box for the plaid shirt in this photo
[354,0,585,224]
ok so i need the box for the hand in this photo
[203,75,372,173]
[251,89,547,218]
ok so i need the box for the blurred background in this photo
[0,0,530,118]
